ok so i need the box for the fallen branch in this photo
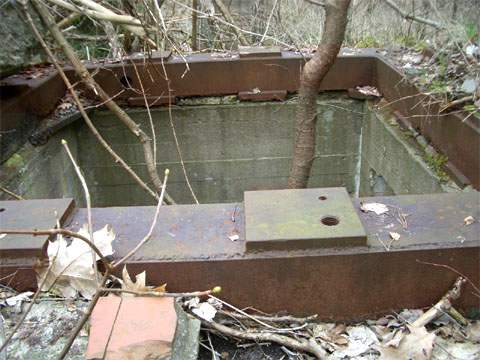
[412,277,466,328]
[382,0,444,29]
[202,320,327,359]
[31,0,175,204]
[100,286,221,298]
[218,310,318,324]
[440,95,474,112]
[0,185,24,200]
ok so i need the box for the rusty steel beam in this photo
[2,192,478,320]
[1,48,477,188]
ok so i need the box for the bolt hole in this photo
[318,196,327,200]
[119,75,133,88]
[0,208,5,212]
[321,215,339,226]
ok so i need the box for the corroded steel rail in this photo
[1,48,478,188]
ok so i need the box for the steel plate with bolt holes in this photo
[0,198,75,258]
[244,188,367,251]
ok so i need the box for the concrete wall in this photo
[0,127,81,201]
[358,102,458,196]
[1,94,456,206]
[78,94,363,206]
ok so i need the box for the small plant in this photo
[465,23,479,42]
[425,153,449,181]
[355,35,380,48]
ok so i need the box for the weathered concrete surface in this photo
[2,300,89,360]
[0,127,81,202]
[358,101,459,197]
[78,94,363,205]
[1,94,457,206]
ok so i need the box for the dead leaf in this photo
[378,325,436,360]
[121,266,166,297]
[389,232,401,241]
[58,102,73,110]
[360,202,389,215]
[465,321,480,343]
[356,85,381,97]
[228,234,239,242]
[184,296,220,322]
[36,224,115,299]
[1,291,34,307]
[464,216,475,226]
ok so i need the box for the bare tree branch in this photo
[382,0,444,29]
[212,0,249,46]
[22,1,164,203]
[31,0,175,204]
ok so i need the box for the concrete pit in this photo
[0,94,459,206]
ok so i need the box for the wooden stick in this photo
[32,0,175,204]
[23,3,162,203]
[412,277,466,328]
[0,185,24,200]
[202,320,326,359]
[57,270,110,359]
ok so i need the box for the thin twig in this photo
[61,140,99,285]
[0,186,24,200]
[219,310,318,324]
[0,229,111,267]
[159,57,199,204]
[112,169,169,268]
[31,0,175,204]
[382,0,443,29]
[260,0,279,44]
[23,1,162,203]
[57,270,110,360]
[100,287,220,298]
[130,60,157,164]
[416,260,480,297]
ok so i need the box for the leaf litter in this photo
[36,224,115,299]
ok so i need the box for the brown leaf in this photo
[378,325,436,360]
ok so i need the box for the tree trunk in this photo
[287,0,351,189]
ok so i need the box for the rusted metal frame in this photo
[0,50,477,188]
[121,246,479,321]
[374,58,480,189]
[3,243,478,321]
[76,53,376,103]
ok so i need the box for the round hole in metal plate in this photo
[318,196,327,200]
[321,215,339,226]
[0,208,5,212]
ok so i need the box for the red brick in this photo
[86,296,177,360]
